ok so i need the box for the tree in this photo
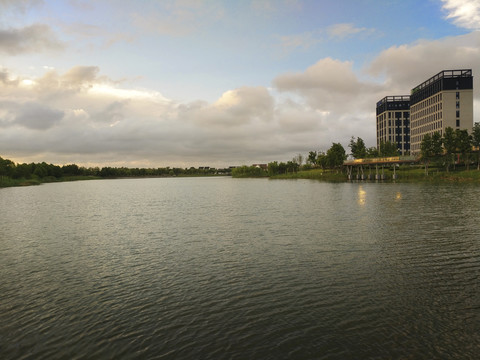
[307,151,318,166]
[292,154,303,167]
[231,165,266,178]
[471,122,480,170]
[316,151,327,169]
[326,143,346,169]
[420,132,442,175]
[278,162,287,174]
[455,129,472,170]
[379,141,399,157]
[286,160,299,173]
[268,161,279,176]
[420,133,433,175]
[0,157,15,179]
[443,127,456,172]
[349,136,367,159]
[366,147,379,158]
[431,132,443,158]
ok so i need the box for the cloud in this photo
[327,23,374,39]
[441,0,480,30]
[0,24,64,55]
[273,57,382,116]
[249,0,302,16]
[0,0,43,13]
[279,23,375,53]
[59,21,135,50]
[279,31,322,52]
[0,68,19,86]
[62,66,99,86]
[1,29,479,167]
[130,0,225,36]
[367,31,480,92]
[0,101,64,130]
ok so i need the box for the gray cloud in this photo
[0,0,43,13]
[0,101,64,130]
[61,66,99,87]
[0,68,19,86]
[367,32,480,94]
[0,24,64,55]
[273,57,383,116]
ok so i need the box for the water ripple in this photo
[1,179,480,359]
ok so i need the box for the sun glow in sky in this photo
[1,0,479,167]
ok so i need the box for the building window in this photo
[456,110,460,118]
[456,119,460,127]
[456,92,460,99]
[456,101,460,109]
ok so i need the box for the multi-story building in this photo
[409,69,473,154]
[376,95,410,155]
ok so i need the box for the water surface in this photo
[1,178,479,359]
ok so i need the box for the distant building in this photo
[376,69,474,156]
[376,96,411,155]
[410,69,473,154]
[252,164,268,170]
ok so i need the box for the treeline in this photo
[232,138,400,177]
[419,125,480,174]
[233,122,480,178]
[0,157,231,183]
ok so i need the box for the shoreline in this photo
[268,167,480,183]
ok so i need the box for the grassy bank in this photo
[270,169,346,181]
[269,166,480,183]
[0,176,101,188]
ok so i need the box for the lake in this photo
[1,177,479,359]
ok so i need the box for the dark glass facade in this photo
[376,96,411,154]
[410,69,473,105]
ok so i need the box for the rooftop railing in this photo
[411,69,472,94]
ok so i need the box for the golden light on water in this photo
[395,192,402,201]
[358,186,366,205]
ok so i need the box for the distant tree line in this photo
[233,138,402,177]
[0,157,231,182]
[236,122,480,178]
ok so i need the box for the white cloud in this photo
[367,32,480,92]
[130,0,225,36]
[441,0,480,30]
[279,31,322,52]
[327,23,374,39]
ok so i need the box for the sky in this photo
[1,0,480,168]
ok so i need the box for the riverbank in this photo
[270,167,480,183]
[0,176,102,188]
[0,174,233,188]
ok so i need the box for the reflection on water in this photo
[357,185,366,205]
[1,178,479,359]
[395,191,402,200]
